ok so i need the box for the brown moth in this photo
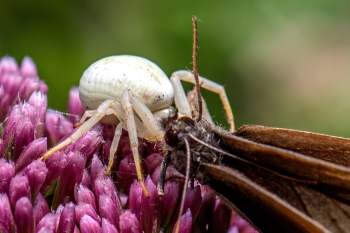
[161,18,350,233]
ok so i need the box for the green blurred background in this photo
[2,1,350,136]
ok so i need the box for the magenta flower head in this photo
[0,55,249,233]
[0,56,47,121]
[0,92,47,161]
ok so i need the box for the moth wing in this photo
[200,160,350,233]
[234,125,350,167]
[213,127,350,199]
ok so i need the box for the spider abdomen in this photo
[79,55,175,111]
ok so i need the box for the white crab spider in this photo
[40,55,234,196]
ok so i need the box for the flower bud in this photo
[37,213,60,233]
[41,151,68,193]
[28,91,47,137]
[52,151,85,209]
[75,203,100,224]
[18,77,48,101]
[93,177,121,212]
[65,125,102,159]
[20,56,37,78]
[82,169,91,187]
[0,56,18,75]
[129,176,159,233]
[19,160,48,197]
[102,218,119,233]
[33,192,50,225]
[90,154,105,182]
[57,202,76,233]
[0,103,35,160]
[173,209,192,233]
[99,194,119,229]
[0,193,15,233]
[159,181,180,230]
[119,210,141,233]
[74,183,97,211]
[116,155,136,194]
[197,185,216,229]
[14,196,34,233]
[208,197,231,233]
[67,87,85,124]
[9,174,30,210]
[0,159,15,194]
[15,137,47,172]
[168,186,202,231]
[45,111,73,147]
[143,153,163,175]
[80,214,102,233]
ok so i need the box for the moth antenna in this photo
[174,138,191,233]
[188,133,239,158]
[192,16,203,122]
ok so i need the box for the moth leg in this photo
[158,152,171,196]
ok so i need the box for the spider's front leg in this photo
[40,100,118,161]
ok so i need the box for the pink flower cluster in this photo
[0,56,256,233]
